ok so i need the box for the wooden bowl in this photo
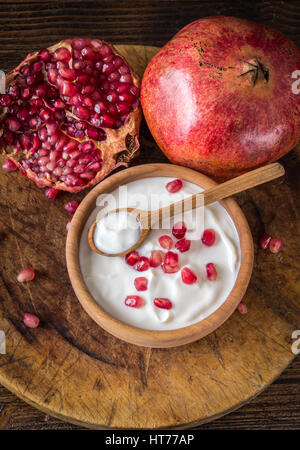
[66,163,254,348]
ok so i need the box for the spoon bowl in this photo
[87,207,151,257]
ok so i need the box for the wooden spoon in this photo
[88,162,285,257]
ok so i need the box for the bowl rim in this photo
[66,163,254,348]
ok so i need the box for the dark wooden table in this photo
[0,0,299,430]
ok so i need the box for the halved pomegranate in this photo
[0,38,141,192]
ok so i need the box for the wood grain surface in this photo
[0,0,299,430]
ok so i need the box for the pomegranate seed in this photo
[17,267,35,282]
[64,200,79,214]
[158,235,174,250]
[269,238,283,254]
[81,47,96,60]
[125,250,140,266]
[101,114,115,127]
[72,38,86,50]
[181,267,197,284]
[31,98,43,107]
[99,44,112,57]
[57,63,76,81]
[125,295,144,308]
[154,298,172,310]
[120,74,132,83]
[2,158,17,172]
[39,108,51,122]
[166,178,183,193]
[259,233,272,249]
[26,75,36,86]
[23,312,40,328]
[117,102,130,115]
[206,263,217,281]
[150,250,165,267]
[45,188,59,199]
[134,256,150,272]
[61,80,77,97]
[201,229,216,246]
[86,127,100,140]
[3,130,14,144]
[74,106,90,120]
[35,82,48,97]
[237,301,248,314]
[162,251,180,273]
[53,99,65,109]
[79,141,96,152]
[164,251,178,266]
[8,85,19,98]
[134,277,148,291]
[21,87,31,100]
[172,221,187,239]
[6,117,21,132]
[54,47,71,62]
[175,238,191,252]
[39,49,51,62]
[33,61,43,73]
[0,94,12,107]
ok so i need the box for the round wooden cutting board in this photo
[0,45,299,429]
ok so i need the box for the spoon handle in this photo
[148,163,285,225]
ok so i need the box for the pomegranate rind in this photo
[1,39,141,192]
[141,16,300,180]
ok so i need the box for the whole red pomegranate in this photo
[141,17,300,180]
[0,38,141,192]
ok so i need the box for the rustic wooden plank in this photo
[0,357,299,430]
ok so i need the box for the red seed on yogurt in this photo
[166,178,183,193]
[175,238,191,252]
[134,256,150,272]
[201,229,216,246]
[150,250,165,267]
[125,250,140,266]
[134,277,148,291]
[181,267,197,284]
[154,297,172,309]
[158,235,174,250]
[206,262,217,281]
[125,295,144,308]
[172,221,187,239]
[161,251,180,273]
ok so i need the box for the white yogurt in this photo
[79,177,241,331]
[94,210,141,254]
